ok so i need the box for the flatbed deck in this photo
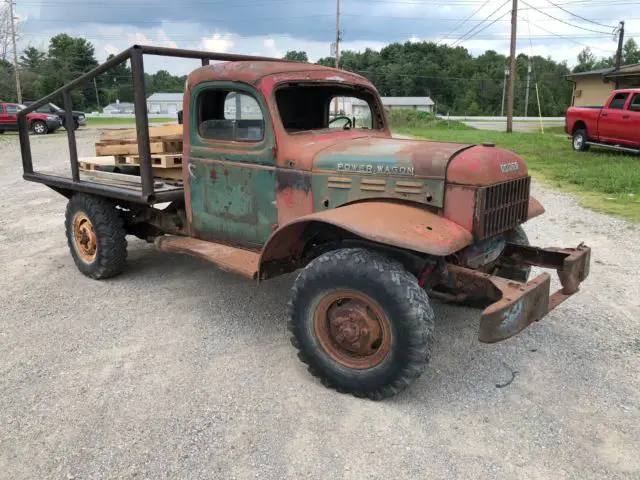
[17,44,293,205]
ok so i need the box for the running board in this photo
[585,142,640,154]
[155,236,259,279]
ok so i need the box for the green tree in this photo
[19,46,46,70]
[283,50,308,62]
[623,38,640,65]
[573,47,596,73]
[40,34,99,109]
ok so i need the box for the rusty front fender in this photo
[527,196,545,221]
[258,200,473,279]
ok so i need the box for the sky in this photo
[14,0,640,74]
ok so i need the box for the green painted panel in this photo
[187,80,277,246]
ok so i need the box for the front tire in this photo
[572,129,590,152]
[31,120,47,135]
[65,194,127,279]
[288,248,434,400]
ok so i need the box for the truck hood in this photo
[311,136,527,183]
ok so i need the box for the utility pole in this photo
[333,0,340,115]
[524,60,532,117]
[615,21,625,70]
[614,21,625,89]
[93,78,100,109]
[506,0,517,133]
[501,67,508,117]
[8,0,21,103]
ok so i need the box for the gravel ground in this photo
[1,131,639,480]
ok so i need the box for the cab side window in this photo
[608,93,629,109]
[198,89,264,142]
[629,94,640,112]
[5,104,18,114]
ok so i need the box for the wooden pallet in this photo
[115,153,183,168]
[99,124,183,141]
[152,167,183,181]
[95,139,182,157]
[78,156,183,183]
[78,156,119,171]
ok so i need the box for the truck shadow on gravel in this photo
[119,242,520,401]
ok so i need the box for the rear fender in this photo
[258,200,473,280]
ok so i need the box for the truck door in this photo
[186,82,277,248]
[598,92,629,143]
[621,93,640,148]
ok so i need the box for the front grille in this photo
[475,176,530,239]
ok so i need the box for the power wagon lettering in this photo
[337,163,416,176]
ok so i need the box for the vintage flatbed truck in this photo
[18,45,591,400]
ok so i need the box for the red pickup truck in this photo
[565,88,640,153]
[0,102,61,135]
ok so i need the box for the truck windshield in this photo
[49,103,63,111]
[275,84,380,133]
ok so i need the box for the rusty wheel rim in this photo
[72,213,97,262]
[313,290,392,369]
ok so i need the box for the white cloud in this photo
[200,33,234,53]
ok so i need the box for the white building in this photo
[103,101,135,114]
[147,93,183,115]
[380,97,435,112]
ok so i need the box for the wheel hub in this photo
[73,213,97,262]
[328,300,382,356]
[314,290,391,369]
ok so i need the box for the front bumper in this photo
[76,117,86,125]
[442,243,591,343]
[46,119,61,130]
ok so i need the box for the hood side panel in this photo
[447,145,528,185]
[313,137,473,178]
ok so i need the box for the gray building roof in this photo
[565,67,616,78]
[147,93,183,102]
[381,96,435,106]
[353,96,434,106]
[104,102,134,109]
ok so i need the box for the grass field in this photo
[396,125,640,221]
[85,117,175,126]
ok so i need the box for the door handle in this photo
[188,162,197,178]
[622,115,630,119]
[601,113,608,117]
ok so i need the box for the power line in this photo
[451,1,512,47]
[438,0,492,43]
[543,0,615,29]
[520,0,614,35]
[522,17,617,53]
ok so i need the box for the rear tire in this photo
[572,129,590,152]
[65,194,127,279]
[31,120,47,135]
[288,248,434,400]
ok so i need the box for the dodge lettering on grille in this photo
[500,162,520,173]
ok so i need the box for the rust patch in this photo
[276,169,312,193]
[188,61,372,90]
[276,169,313,227]
[210,168,217,181]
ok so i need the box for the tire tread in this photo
[287,248,434,400]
